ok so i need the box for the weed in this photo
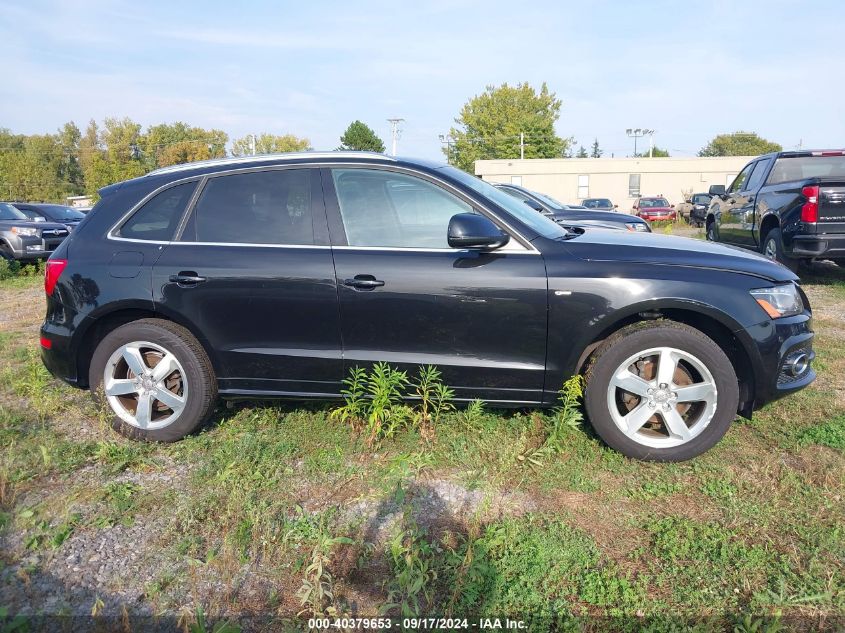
[796,415,845,450]
[330,366,368,430]
[381,509,439,617]
[520,375,584,466]
[412,365,455,442]
[460,399,485,431]
[296,533,354,617]
[182,606,241,633]
[93,482,140,528]
[365,362,410,445]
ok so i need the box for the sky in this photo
[1,0,843,160]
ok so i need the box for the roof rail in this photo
[145,151,395,177]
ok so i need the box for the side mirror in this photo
[670,204,675,208]
[708,184,726,196]
[523,199,544,213]
[613,204,618,209]
[632,205,638,210]
[448,213,510,250]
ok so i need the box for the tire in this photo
[584,321,739,462]
[0,243,13,261]
[89,318,217,442]
[706,219,717,241]
[760,227,798,273]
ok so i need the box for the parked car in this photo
[681,193,713,227]
[634,197,677,222]
[13,202,86,232]
[581,198,617,211]
[495,183,650,232]
[40,152,815,461]
[0,202,70,262]
[706,150,845,270]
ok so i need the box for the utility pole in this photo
[438,133,455,164]
[387,118,404,156]
[520,132,525,160]
[249,134,257,156]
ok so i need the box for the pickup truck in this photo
[676,193,712,226]
[705,150,845,270]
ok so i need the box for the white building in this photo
[475,156,754,212]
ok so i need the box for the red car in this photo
[633,197,677,222]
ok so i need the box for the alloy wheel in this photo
[103,340,188,429]
[764,238,777,260]
[605,346,718,449]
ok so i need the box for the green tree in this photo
[80,117,146,198]
[576,145,588,158]
[231,133,311,156]
[445,82,569,171]
[57,122,84,194]
[590,138,603,158]
[635,146,670,158]
[698,131,781,157]
[141,122,228,168]
[337,121,386,152]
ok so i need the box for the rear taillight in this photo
[801,185,819,223]
[44,259,67,296]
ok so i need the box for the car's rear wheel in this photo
[760,227,798,272]
[584,322,738,461]
[89,319,217,441]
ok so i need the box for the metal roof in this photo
[145,151,395,177]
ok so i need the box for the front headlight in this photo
[10,226,37,236]
[750,284,804,318]
[625,222,649,232]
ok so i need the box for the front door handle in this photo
[343,275,385,290]
[169,272,207,287]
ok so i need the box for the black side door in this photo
[322,166,549,404]
[716,161,756,245]
[152,167,343,397]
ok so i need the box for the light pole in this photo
[626,128,655,157]
[387,118,404,156]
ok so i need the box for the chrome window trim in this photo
[108,161,539,253]
[107,175,203,243]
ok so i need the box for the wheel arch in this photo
[758,213,780,245]
[572,303,756,417]
[74,304,221,389]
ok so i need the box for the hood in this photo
[562,231,797,283]
[638,207,673,213]
[551,209,644,224]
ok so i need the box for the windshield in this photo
[436,167,569,239]
[639,198,670,208]
[528,189,566,209]
[583,198,612,209]
[16,208,46,221]
[691,194,711,205]
[0,203,29,221]
[37,204,85,220]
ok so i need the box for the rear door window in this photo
[118,180,197,241]
[183,169,314,245]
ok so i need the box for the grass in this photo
[0,274,843,629]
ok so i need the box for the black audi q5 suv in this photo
[40,152,815,461]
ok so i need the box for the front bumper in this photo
[789,233,845,259]
[2,234,66,261]
[639,213,676,222]
[740,311,815,411]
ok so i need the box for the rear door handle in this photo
[169,272,207,286]
[343,275,385,290]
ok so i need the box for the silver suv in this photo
[0,202,69,262]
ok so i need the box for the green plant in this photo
[365,362,409,444]
[185,606,241,633]
[412,365,455,441]
[521,375,584,466]
[330,366,368,430]
[296,533,354,617]
[796,415,845,449]
[460,399,485,430]
[0,258,21,281]
[381,510,439,617]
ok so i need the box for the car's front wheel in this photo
[705,219,718,241]
[89,318,217,441]
[584,322,739,461]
